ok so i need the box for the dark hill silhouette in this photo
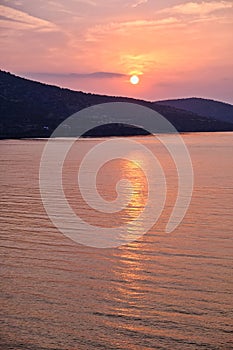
[0,70,232,138]
[155,98,233,124]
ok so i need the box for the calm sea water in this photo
[0,133,232,350]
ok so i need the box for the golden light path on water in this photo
[0,134,232,350]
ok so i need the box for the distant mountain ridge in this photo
[154,98,233,124]
[0,70,233,138]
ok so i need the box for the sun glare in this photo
[130,75,140,85]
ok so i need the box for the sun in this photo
[130,75,140,85]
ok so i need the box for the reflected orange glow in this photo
[113,245,146,313]
[117,154,149,243]
[121,158,147,219]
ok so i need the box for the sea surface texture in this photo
[0,133,232,350]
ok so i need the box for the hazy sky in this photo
[1,0,233,102]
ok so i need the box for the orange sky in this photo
[1,0,233,102]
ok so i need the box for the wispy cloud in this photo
[118,17,179,28]
[86,1,232,42]
[119,53,156,75]
[131,0,148,8]
[0,14,24,24]
[23,71,127,80]
[72,0,97,6]
[0,4,58,32]
[86,17,180,42]
[159,1,233,16]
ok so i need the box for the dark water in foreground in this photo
[0,133,232,349]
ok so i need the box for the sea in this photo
[0,132,232,350]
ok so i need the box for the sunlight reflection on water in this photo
[0,133,232,350]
